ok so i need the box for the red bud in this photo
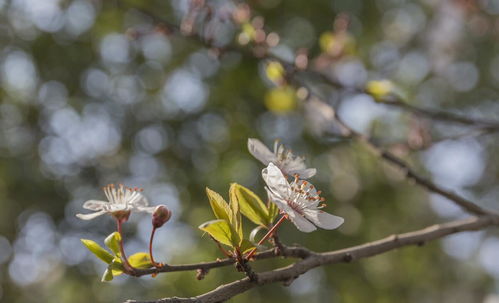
[152,205,172,228]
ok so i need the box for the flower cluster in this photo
[249,138,344,232]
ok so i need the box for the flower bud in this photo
[152,205,172,228]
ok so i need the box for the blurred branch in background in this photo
[3,0,499,302]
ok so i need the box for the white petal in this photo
[287,210,317,232]
[131,194,149,207]
[289,168,317,179]
[303,209,344,230]
[248,138,276,165]
[137,206,156,213]
[76,210,107,220]
[82,200,107,211]
[262,163,291,198]
[108,204,129,212]
[266,188,290,212]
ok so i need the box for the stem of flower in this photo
[245,215,288,260]
[149,227,163,268]
[116,219,136,274]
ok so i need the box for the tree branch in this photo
[125,215,499,303]
[331,113,495,216]
[131,246,312,277]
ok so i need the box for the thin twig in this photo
[332,113,494,216]
[131,246,311,277]
[125,215,499,303]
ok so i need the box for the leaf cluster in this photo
[198,183,279,257]
[81,232,153,281]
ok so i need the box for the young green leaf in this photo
[268,200,279,224]
[249,225,266,243]
[206,187,232,223]
[229,184,243,244]
[110,257,124,276]
[233,183,270,227]
[240,239,256,254]
[81,239,114,264]
[104,232,122,256]
[101,267,114,282]
[199,219,239,248]
[128,252,153,269]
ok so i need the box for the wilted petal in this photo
[248,138,276,165]
[76,210,107,220]
[262,163,291,197]
[82,200,107,211]
[303,209,344,230]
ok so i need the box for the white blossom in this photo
[76,184,156,220]
[248,138,316,179]
[262,163,344,232]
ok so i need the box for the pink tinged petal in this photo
[303,209,344,230]
[248,138,276,165]
[262,163,291,198]
[287,210,317,232]
[82,200,107,211]
[76,210,107,220]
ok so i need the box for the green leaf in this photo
[101,267,114,282]
[104,232,121,256]
[81,239,114,264]
[233,183,270,227]
[128,252,153,269]
[268,201,279,224]
[110,257,124,276]
[240,239,256,254]
[199,219,239,248]
[229,184,243,244]
[206,187,232,223]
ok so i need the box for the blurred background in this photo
[1,0,499,302]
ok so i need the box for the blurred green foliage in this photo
[0,0,499,303]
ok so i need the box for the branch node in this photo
[343,253,353,263]
[282,276,298,287]
[196,268,209,280]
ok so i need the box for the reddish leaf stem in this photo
[245,215,288,260]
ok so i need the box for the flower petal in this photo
[76,210,107,220]
[265,187,289,211]
[287,210,317,232]
[289,168,316,179]
[262,163,291,198]
[303,209,344,230]
[82,200,107,211]
[248,138,276,165]
[131,193,149,207]
[137,206,156,213]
